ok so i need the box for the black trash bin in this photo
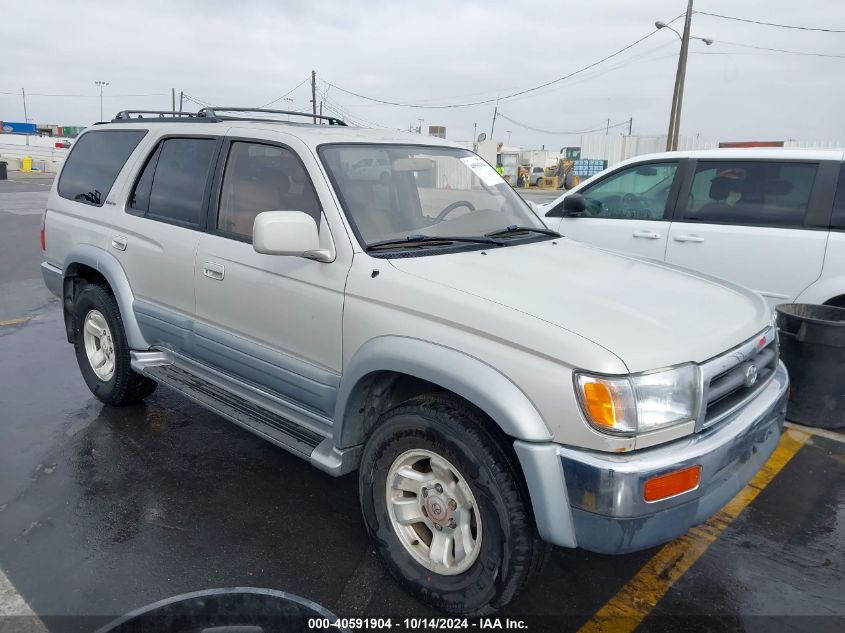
[776,303,845,429]
[94,588,350,633]
[0,161,7,180]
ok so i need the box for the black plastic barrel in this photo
[94,588,350,633]
[0,161,7,180]
[776,303,845,429]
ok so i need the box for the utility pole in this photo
[311,70,317,124]
[490,98,499,137]
[666,0,693,151]
[171,88,176,112]
[179,91,184,113]
[605,118,610,135]
[319,101,323,124]
[473,122,478,151]
[21,88,29,146]
[628,117,633,135]
[94,81,109,121]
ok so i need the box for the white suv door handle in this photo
[203,261,225,280]
[632,230,661,240]
[111,236,127,251]
[673,234,705,243]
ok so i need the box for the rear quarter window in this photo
[831,163,845,230]
[57,130,147,207]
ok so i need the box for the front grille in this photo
[698,327,779,430]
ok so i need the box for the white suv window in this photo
[580,162,678,220]
[217,141,322,240]
[682,161,818,228]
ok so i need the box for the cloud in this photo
[0,0,841,145]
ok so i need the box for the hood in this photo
[388,239,770,373]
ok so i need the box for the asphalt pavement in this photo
[0,175,843,632]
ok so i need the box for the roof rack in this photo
[197,107,347,126]
[108,107,347,126]
[112,110,202,122]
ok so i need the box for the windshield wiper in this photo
[485,225,561,238]
[366,234,504,251]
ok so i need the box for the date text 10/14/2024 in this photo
[307,618,529,630]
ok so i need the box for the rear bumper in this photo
[516,361,789,553]
[41,261,62,298]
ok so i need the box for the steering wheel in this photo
[435,200,476,221]
[620,193,645,216]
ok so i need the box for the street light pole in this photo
[670,1,694,151]
[657,2,712,151]
[94,81,109,121]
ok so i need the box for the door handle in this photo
[673,234,705,243]
[632,230,661,240]
[111,236,127,251]
[203,261,225,281]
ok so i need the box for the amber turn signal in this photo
[582,382,616,428]
[643,465,701,502]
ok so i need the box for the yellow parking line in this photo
[0,317,34,327]
[578,428,810,633]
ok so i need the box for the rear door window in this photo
[129,137,218,228]
[682,161,818,227]
[58,130,147,206]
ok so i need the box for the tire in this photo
[359,393,546,615]
[72,283,157,406]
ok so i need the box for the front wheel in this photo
[359,394,545,615]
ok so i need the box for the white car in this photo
[540,149,845,309]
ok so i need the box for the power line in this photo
[695,11,845,33]
[496,112,630,136]
[259,77,310,109]
[325,27,667,108]
[715,39,845,58]
[182,93,212,108]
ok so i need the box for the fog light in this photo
[643,465,701,502]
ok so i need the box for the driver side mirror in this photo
[562,193,587,216]
[253,211,332,262]
[545,193,587,218]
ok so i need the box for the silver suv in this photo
[41,108,788,614]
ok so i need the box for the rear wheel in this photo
[73,284,157,406]
[359,393,545,615]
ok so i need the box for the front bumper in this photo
[515,361,789,554]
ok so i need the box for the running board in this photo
[130,350,362,476]
[131,351,323,458]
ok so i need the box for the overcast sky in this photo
[2,0,843,147]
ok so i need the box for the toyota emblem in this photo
[744,364,758,387]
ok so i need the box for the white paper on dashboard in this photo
[460,156,503,187]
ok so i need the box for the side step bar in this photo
[143,363,324,456]
[130,350,362,475]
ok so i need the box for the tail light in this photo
[40,210,47,251]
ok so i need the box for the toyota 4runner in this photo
[41,108,788,614]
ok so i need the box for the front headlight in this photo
[575,364,700,436]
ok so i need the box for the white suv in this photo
[41,108,787,614]
[541,148,845,309]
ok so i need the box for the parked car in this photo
[348,156,391,182]
[531,165,545,185]
[41,110,787,615]
[540,149,845,309]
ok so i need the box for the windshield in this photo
[320,144,545,249]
